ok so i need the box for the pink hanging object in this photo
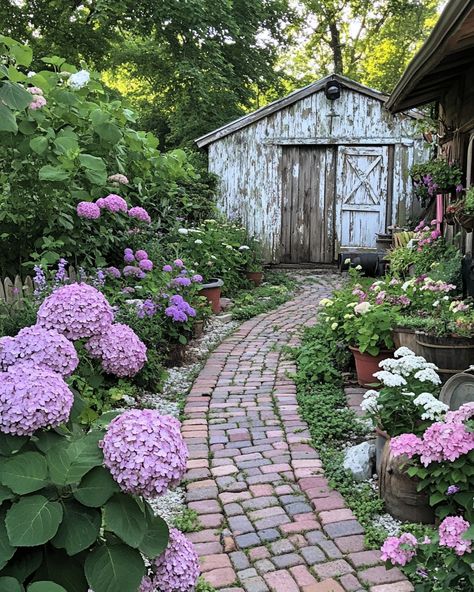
[436,194,443,232]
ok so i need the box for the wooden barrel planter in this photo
[199,278,224,314]
[455,211,474,232]
[416,332,474,382]
[193,320,204,339]
[245,271,264,287]
[392,327,421,355]
[349,346,393,387]
[379,443,435,524]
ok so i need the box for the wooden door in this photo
[281,146,335,263]
[336,146,389,249]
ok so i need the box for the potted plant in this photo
[445,202,458,225]
[361,347,447,523]
[454,186,474,232]
[239,236,264,286]
[410,160,463,207]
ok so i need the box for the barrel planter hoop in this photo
[392,327,421,355]
[199,278,224,314]
[349,346,393,387]
[416,332,474,382]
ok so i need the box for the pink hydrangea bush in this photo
[439,516,472,556]
[85,323,147,377]
[128,206,151,224]
[100,410,188,498]
[0,325,79,376]
[381,532,418,566]
[96,194,128,213]
[77,201,101,219]
[150,528,200,592]
[0,363,74,435]
[37,283,114,340]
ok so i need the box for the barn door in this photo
[281,146,335,263]
[336,146,389,249]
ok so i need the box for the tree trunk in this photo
[328,20,343,74]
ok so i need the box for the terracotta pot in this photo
[246,271,264,287]
[349,346,393,387]
[199,278,224,314]
[416,331,474,383]
[392,327,421,355]
[379,442,435,524]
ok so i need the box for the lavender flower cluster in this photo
[37,283,114,340]
[0,325,79,376]
[0,363,74,435]
[85,323,147,377]
[165,294,196,323]
[76,193,151,224]
[100,410,188,498]
[150,528,200,592]
[122,248,154,278]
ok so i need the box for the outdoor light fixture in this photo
[325,80,341,100]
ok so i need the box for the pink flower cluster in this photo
[123,248,153,274]
[128,206,152,224]
[96,194,128,213]
[76,192,152,224]
[414,220,442,251]
[28,86,47,110]
[77,201,101,219]
[100,410,188,498]
[439,516,472,555]
[151,528,200,592]
[0,325,79,376]
[0,363,74,435]
[380,532,418,566]
[390,403,474,466]
[37,283,114,340]
[108,173,129,185]
[85,323,147,377]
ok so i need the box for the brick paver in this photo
[182,275,412,591]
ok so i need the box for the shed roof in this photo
[387,0,474,113]
[196,74,398,148]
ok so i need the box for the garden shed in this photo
[196,74,427,264]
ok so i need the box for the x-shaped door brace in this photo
[343,154,382,205]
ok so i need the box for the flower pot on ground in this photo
[245,270,264,286]
[416,331,474,382]
[199,278,224,314]
[349,346,393,386]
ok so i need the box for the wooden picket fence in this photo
[0,266,81,303]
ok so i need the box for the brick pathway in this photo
[182,276,412,592]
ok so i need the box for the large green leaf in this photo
[0,435,27,456]
[0,576,23,592]
[85,544,145,592]
[52,501,100,555]
[5,496,63,547]
[0,82,32,110]
[0,548,42,582]
[72,466,119,508]
[54,134,79,155]
[139,504,169,559]
[29,136,48,155]
[0,511,16,569]
[0,452,48,495]
[0,485,14,504]
[95,123,122,144]
[9,44,32,67]
[46,431,103,486]
[104,494,146,548]
[0,104,17,133]
[33,547,87,592]
[78,154,105,171]
[33,432,62,455]
[28,583,67,592]
[38,165,70,182]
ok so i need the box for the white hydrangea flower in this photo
[354,302,371,315]
[413,392,449,420]
[178,228,189,235]
[414,368,442,385]
[331,322,338,330]
[373,370,407,387]
[194,239,203,244]
[68,69,90,89]
[239,245,250,251]
[394,347,416,358]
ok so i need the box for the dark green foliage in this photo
[231,273,297,320]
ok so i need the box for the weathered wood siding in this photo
[207,86,427,263]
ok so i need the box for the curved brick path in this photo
[182,276,412,592]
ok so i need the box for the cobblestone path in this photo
[182,276,412,592]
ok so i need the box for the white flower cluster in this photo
[378,347,439,381]
[68,69,90,89]
[360,389,380,413]
[413,392,449,420]
[373,370,407,387]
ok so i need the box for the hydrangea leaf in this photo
[28,583,66,592]
[0,548,42,582]
[103,494,146,548]
[0,81,32,110]
[94,122,122,144]
[0,510,16,569]
[5,496,62,547]
[0,434,27,456]
[85,543,145,592]
[32,546,87,592]
[0,104,17,133]
[0,452,48,495]
[72,466,119,508]
[0,577,23,592]
[51,500,100,555]
[46,431,103,486]
[0,485,14,503]
[29,136,48,154]
[9,43,32,67]
[38,165,70,182]
[139,503,169,559]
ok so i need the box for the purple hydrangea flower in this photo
[0,325,79,376]
[165,306,188,322]
[124,248,135,264]
[85,323,147,377]
[152,528,200,592]
[174,259,184,268]
[100,410,188,497]
[128,206,151,224]
[139,259,153,272]
[192,274,203,283]
[446,485,460,495]
[37,283,114,340]
[123,265,143,278]
[98,194,128,213]
[173,277,191,287]
[105,266,121,279]
[135,250,148,261]
[77,201,100,219]
[162,264,173,272]
[0,363,74,435]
